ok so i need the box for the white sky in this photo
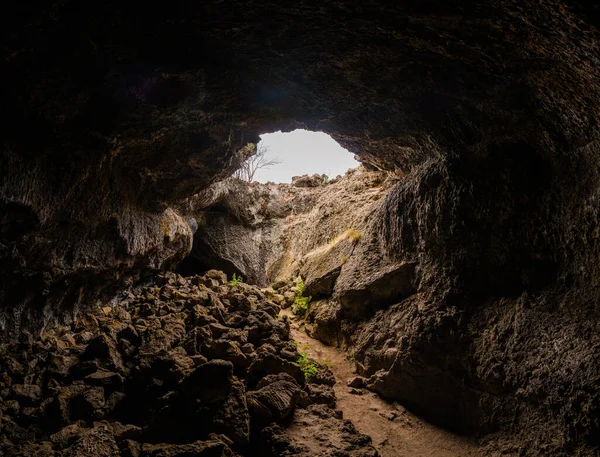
[252,129,360,183]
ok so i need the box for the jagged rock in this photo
[85,369,124,388]
[119,439,141,457]
[141,439,239,457]
[83,335,125,374]
[12,384,41,406]
[291,174,327,188]
[46,385,104,430]
[312,366,336,387]
[109,422,142,442]
[305,300,342,347]
[6,441,56,457]
[335,261,419,317]
[61,424,120,457]
[347,377,366,389]
[259,405,378,457]
[203,340,249,371]
[179,360,233,403]
[247,354,304,388]
[300,235,357,298]
[247,373,302,428]
[304,384,336,408]
[212,380,250,445]
[206,270,228,285]
[50,424,86,449]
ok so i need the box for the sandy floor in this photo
[283,310,483,457]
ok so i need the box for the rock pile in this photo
[0,271,377,457]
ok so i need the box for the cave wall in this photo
[3,1,600,452]
[179,168,390,287]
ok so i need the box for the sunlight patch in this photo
[247,130,359,184]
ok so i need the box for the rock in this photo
[203,340,248,370]
[85,369,123,388]
[271,294,286,307]
[109,422,142,441]
[259,405,378,457]
[282,291,295,308]
[304,384,336,408]
[119,439,141,457]
[300,235,356,298]
[291,174,326,188]
[83,335,125,374]
[141,439,238,457]
[50,424,86,449]
[305,300,342,347]
[247,354,304,388]
[61,424,120,457]
[347,377,366,388]
[335,261,419,318]
[378,411,397,421]
[206,270,228,285]
[312,366,336,387]
[247,373,302,428]
[211,380,250,445]
[179,360,233,403]
[349,388,364,396]
[12,385,41,406]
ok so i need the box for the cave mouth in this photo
[250,129,360,183]
[177,129,363,282]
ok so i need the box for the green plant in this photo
[297,350,319,382]
[322,174,330,184]
[228,273,243,287]
[292,279,312,317]
[341,255,348,264]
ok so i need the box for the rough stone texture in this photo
[259,405,378,457]
[179,168,392,286]
[3,2,600,456]
[0,271,371,457]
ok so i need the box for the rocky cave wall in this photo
[3,1,600,454]
[178,168,392,288]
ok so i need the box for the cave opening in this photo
[177,128,363,282]
[244,129,359,184]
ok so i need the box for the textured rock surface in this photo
[0,271,375,456]
[180,168,392,286]
[3,2,600,456]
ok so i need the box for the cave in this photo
[2,2,600,456]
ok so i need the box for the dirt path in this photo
[283,311,483,457]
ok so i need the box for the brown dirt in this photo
[283,310,483,457]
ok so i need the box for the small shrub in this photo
[341,255,348,264]
[345,229,362,243]
[297,350,319,382]
[228,273,243,287]
[292,279,312,317]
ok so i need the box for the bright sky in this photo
[252,129,360,183]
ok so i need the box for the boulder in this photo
[61,424,120,457]
[247,373,302,428]
[179,360,233,403]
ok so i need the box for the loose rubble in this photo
[0,271,377,457]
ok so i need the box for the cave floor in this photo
[282,310,482,457]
